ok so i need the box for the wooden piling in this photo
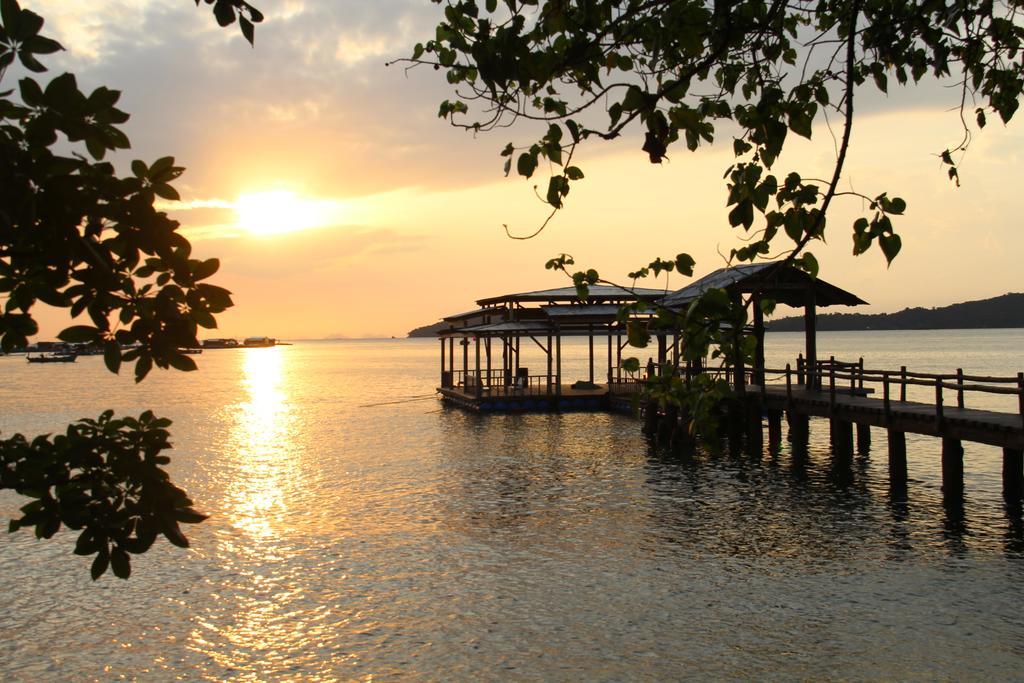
[787,411,809,445]
[642,398,659,435]
[1004,448,1023,500]
[767,410,783,451]
[942,437,964,499]
[658,403,678,447]
[888,430,907,487]
[856,423,871,454]
[745,399,763,455]
[831,418,853,457]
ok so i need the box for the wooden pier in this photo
[742,358,1024,500]
[433,262,1024,501]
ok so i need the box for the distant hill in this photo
[767,292,1024,331]
[408,321,448,337]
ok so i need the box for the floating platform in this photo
[437,383,624,413]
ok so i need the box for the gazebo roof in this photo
[541,304,627,319]
[442,306,507,322]
[660,261,866,309]
[476,284,665,306]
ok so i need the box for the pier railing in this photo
[762,357,1024,428]
[443,369,552,395]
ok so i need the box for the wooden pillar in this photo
[474,336,482,398]
[485,337,492,388]
[887,430,907,485]
[856,423,871,454]
[462,337,468,382]
[588,324,595,383]
[616,329,622,382]
[1003,448,1023,500]
[804,289,817,390]
[546,331,552,395]
[831,418,853,457]
[449,337,455,379]
[745,400,764,456]
[514,334,520,373]
[502,336,510,389]
[941,438,964,499]
[787,411,809,445]
[731,291,745,394]
[752,293,765,386]
[606,326,613,384]
[657,333,667,366]
[767,410,783,451]
[555,328,562,397]
[440,337,445,386]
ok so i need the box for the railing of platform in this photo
[762,357,1024,428]
[443,369,553,395]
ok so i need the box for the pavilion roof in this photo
[442,306,507,322]
[660,261,866,309]
[475,284,665,306]
[541,304,627,319]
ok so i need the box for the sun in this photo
[235,190,329,236]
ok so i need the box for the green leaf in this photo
[24,34,61,55]
[674,253,695,277]
[161,517,190,548]
[798,252,819,278]
[516,152,537,178]
[173,508,209,524]
[153,183,180,201]
[879,234,902,265]
[626,320,649,348]
[167,352,197,372]
[17,50,45,72]
[110,547,131,579]
[58,325,99,343]
[103,340,121,374]
[90,551,109,580]
[74,530,99,556]
[1,0,21,36]
[134,355,153,383]
[239,16,254,46]
[213,0,235,27]
[621,357,640,373]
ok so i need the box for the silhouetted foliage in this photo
[0,0,243,578]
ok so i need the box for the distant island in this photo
[409,292,1024,336]
[767,292,1024,331]
[408,321,449,338]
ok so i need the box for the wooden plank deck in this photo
[757,385,1024,450]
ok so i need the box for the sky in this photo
[19,0,1024,339]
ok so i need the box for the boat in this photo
[26,352,78,364]
[202,338,239,349]
[243,336,276,348]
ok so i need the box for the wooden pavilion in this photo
[436,262,866,411]
[437,284,665,411]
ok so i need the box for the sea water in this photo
[1,330,1022,679]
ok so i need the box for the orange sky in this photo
[22,1,1024,339]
